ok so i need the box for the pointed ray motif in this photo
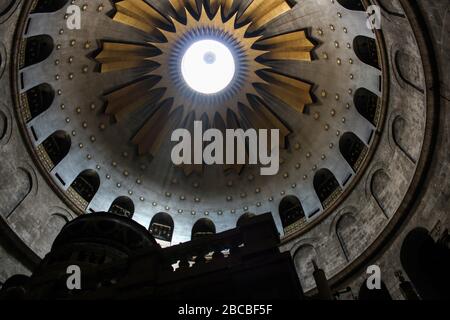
[96,0,315,174]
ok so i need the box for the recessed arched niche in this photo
[394,49,424,92]
[0,167,33,219]
[0,109,7,141]
[370,169,393,218]
[336,213,362,261]
[392,115,418,163]
[0,1,16,18]
[293,244,319,292]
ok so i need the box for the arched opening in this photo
[41,130,71,168]
[25,83,55,121]
[192,218,216,240]
[336,0,364,11]
[354,88,379,126]
[400,228,450,300]
[339,132,367,172]
[279,196,306,233]
[353,35,380,69]
[359,281,392,300]
[149,212,174,243]
[23,35,54,68]
[70,170,100,206]
[236,212,256,227]
[108,196,135,219]
[313,169,341,209]
[32,0,70,13]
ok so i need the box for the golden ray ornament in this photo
[96,0,315,174]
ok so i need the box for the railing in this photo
[160,213,279,273]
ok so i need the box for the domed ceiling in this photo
[14,0,384,244]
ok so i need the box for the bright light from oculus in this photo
[181,40,235,95]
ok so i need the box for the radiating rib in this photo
[179,111,207,176]
[116,0,171,27]
[259,70,313,113]
[206,0,235,18]
[238,100,290,149]
[169,0,199,18]
[224,109,246,174]
[105,77,162,121]
[96,42,160,73]
[132,104,184,156]
[248,96,291,148]
[114,7,164,37]
[238,0,291,33]
[257,30,314,61]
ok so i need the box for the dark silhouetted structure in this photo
[0,212,304,300]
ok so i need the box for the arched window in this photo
[354,88,379,126]
[339,132,367,172]
[313,169,341,209]
[23,35,54,68]
[359,281,392,300]
[336,0,364,11]
[354,36,380,69]
[279,196,306,232]
[70,170,100,206]
[109,196,134,219]
[41,131,71,168]
[149,212,174,242]
[236,212,256,227]
[24,83,55,121]
[400,228,450,300]
[192,218,216,240]
[32,0,70,13]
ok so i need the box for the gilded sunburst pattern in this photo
[96,0,316,172]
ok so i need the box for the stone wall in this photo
[328,0,450,299]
